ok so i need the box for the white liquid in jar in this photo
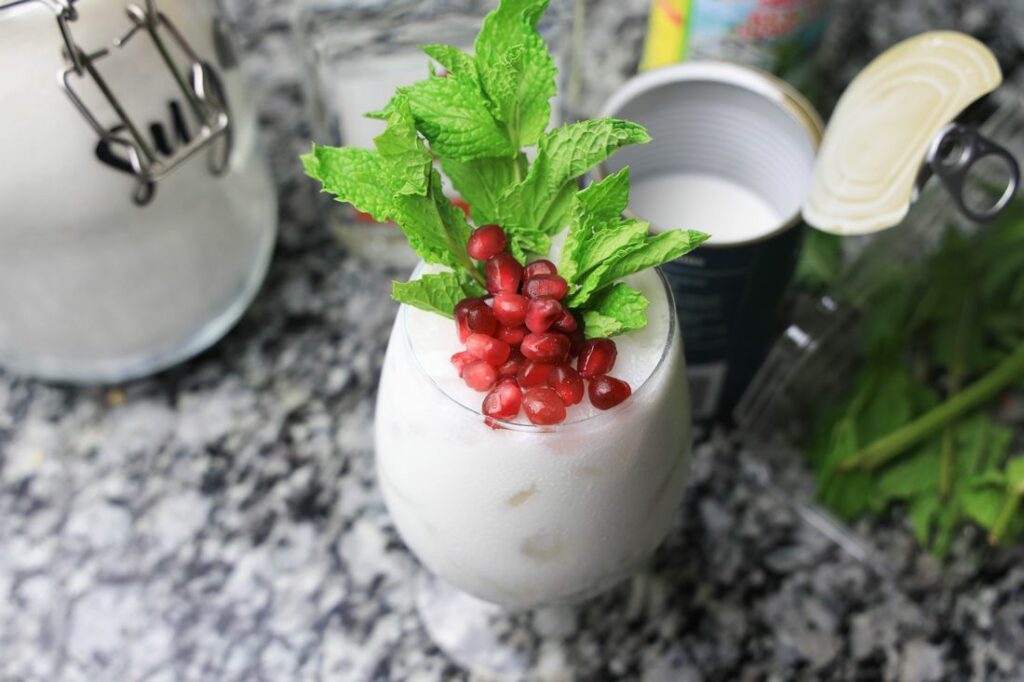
[628,173,782,245]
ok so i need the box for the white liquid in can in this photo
[628,172,781,245]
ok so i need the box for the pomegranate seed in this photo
[482,379,522,420]
[485,253,523,294]
[466,333,511,366]
[588,375,632,409]
[496,324,527,347]
[524,259,558,280]
[517,361,555,388]
[524,274,568,300]
[467,224,508,261]
[467,304,497,336]
[492,293,528,327]
[568,328,586,357]
[521,332,570,364]
[451,350,475,377]
[522,387,567,425]
[548,365,584,405]
[552,309,578,334]
[454,297,487,343]
[577,338,617,378]
[524,298,564,333]
[497,349,526,378]
[464,361,498,392]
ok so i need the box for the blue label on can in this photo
[663,223,804,419]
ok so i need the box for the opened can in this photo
[600,62,823,420]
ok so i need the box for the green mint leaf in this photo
[602,229,710,281]
[508,229,550,264]
[795,229,842,291]
[301,145,393,222]
[440,155,522,226]
[501,119,651,241]
[576,219,650,277]
[475,0,556,146]
[421,44,479,80]
[961,484,1006,529]
[566,229,708,307]
[1008,458,1024,490]
[579,167,631,221]
[391,272,466,318]
[400,73,515,161]
[581,283,649,338]
[391,172,474,269]
[559,168,632,281]
[876,440,940,501]
[373,95,432,197]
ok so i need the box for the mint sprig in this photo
[302,0,709,335]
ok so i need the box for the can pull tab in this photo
[923,123,1020,223]
[54,0,231,205]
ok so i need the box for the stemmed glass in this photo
[374,266,691,677]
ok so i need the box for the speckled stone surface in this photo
[2,1,1023,680]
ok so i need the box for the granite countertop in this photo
[2,1,1023,680]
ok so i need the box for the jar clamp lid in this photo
[803,31,1021,235]
[0,0,232,205]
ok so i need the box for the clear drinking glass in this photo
[374,265,691,676]
[295,0,575,267]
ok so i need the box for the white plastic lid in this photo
[803,31,1003,235]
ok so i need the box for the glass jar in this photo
[0,0,276,382]
[295,0,576,268]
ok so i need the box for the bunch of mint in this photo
[302,0,707,335]
[806,197,1024,556]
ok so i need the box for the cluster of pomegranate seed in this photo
[451,225,633,426]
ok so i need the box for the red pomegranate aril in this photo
[552,308,578,334]
[492,293,528,327]
[497,349,526,378]
[454,297,487,342]
[466,304,497,336]
[522,387,567,425]
[467,224,507,261]
[482,379,522,420]
[548,365,584,405]
[517,361,555,388]
[466,333,511,366]
[450,350,476,377]
[577,338,617,378]
[524,298,564,333]
[496,324,527,347]
[485,253,523,294]
[524,274,568,301]
[464,361,498,392]
[524,259,558,280]
[588,375,632,409]
[521,332,571,364]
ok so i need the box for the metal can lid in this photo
[803,31,1008,235]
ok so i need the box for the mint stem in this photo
[989,486,1023,545]
[839,341,1024,472]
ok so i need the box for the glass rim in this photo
[400,265,679,433]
